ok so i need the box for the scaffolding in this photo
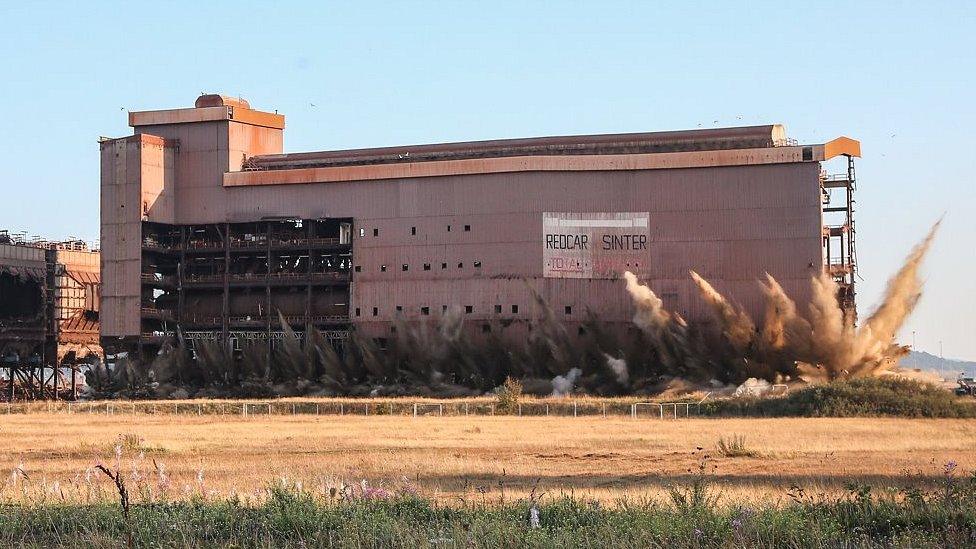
[821,154,858,320]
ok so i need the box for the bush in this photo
[495,377,523,414]
[705,377,976,418]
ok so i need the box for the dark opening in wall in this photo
[511,305,519,314]
[380,265,387,272]
[465,305,473,314]
[355,307,361,317]
[372,307,378,316]
[373,228,379,237]
[457,262,463,269]
[410,227,416,235]
[354,265,361,272]
[441,263,447,269]
[494,305,502,314]
[442,305,447,312]
[421,306,429,315]
[396,305,403,312]
[447,225,452,232]
[565,305,572,315]
[402,264,408,272]
[473,261,481,268]
[464,225,471,232]
[423,263,431,271]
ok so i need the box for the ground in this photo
[2,410,975,505]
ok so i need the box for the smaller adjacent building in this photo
[0,231,101,399]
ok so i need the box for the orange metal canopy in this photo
[824,136,861,159]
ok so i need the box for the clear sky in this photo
[1,1,973,359]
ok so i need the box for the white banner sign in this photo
[543,212,649,279]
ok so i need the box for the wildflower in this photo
[731,518,742,530]
[944,460,958,476]
[529,506,541,529]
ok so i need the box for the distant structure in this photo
[99,94,860,365]
[0,231,100,400]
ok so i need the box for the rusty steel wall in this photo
[219,161,822,337]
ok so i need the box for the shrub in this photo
[495,377,523,414]
[705,377,976,418]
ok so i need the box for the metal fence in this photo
[1,397,711,419]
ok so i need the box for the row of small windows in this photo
[355,261,482,273]
[359,224,472,238]
[354,305,573,317]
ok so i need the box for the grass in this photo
[2,465,976,547]
[3,413,976,505]
[716,435,759,458]
[705,377,976,418]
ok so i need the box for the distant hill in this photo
[899,350,976,379]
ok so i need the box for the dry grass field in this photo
[2,411,975,505]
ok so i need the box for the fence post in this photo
[388,403,393,415]
[464,403,468,416]
[573,401,577,418]
[316,403,320,415]
[242,403,247,417]
[518,403,522,416]
[365,403,369,416]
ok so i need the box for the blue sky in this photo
[1,1,973,359]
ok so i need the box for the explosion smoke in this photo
[87,223,939,400]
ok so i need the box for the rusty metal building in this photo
[99,94,860,361]
[1,232,101,399]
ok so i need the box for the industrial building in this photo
[99,94,860,364]
[0,232,100,399]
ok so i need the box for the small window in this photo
[565,305,572,315]
[423,263,431,271]
[482,324,491,333]
[373,228,379,237]
[359,228,365,237]
[396,305,403,312]
[473,261,482,268]
[494,305,502,314]
[464,225,471,232]
[511,305,519,314]
[441,262,447,269]
[465,305,473,314]
[402,264,409,272]
[354,265,361,273]
[355,307,361,317]
[372,307,378,317]
[380,265,387,272]
[457,262,463,269]
[442,305,448,312]
[421,306,430,316]
[447,225,452,232]
[411,227,416,235]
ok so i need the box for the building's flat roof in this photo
[244,125,789,171]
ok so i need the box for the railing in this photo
[184,314,349,326]
[183,272,350,284]
[822,173,852,182]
